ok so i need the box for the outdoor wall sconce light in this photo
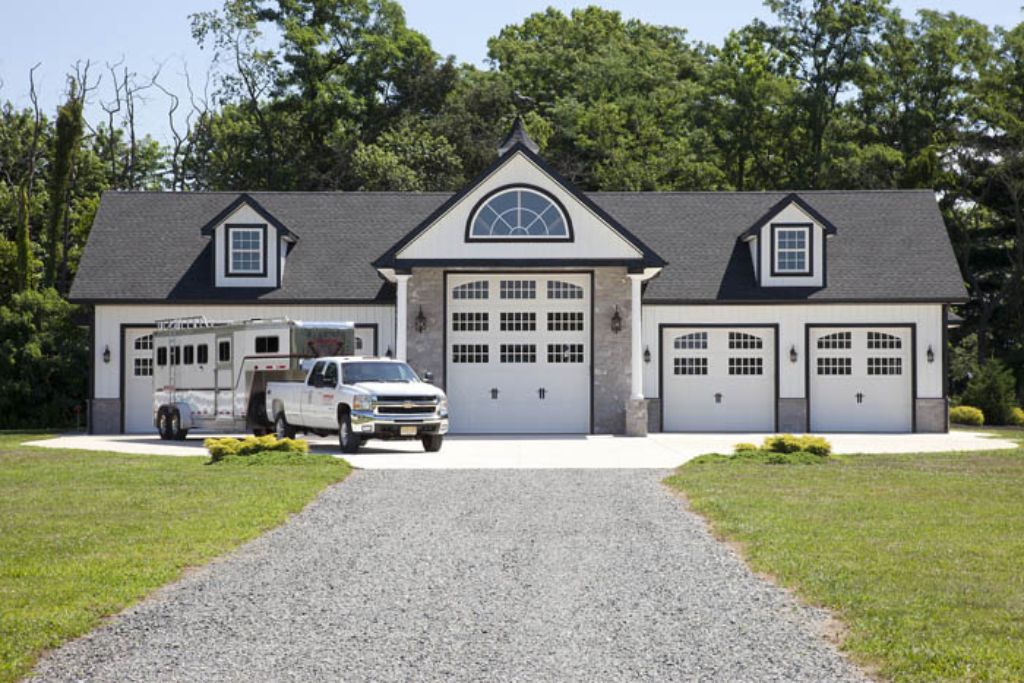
[643,346,651,363]
[610,306,623,334]
[102,345,111,364]
[789,345,798,363]
[927,345,935,363]
[414,306,427,334]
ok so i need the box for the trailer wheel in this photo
[338,413,361,454]
[422,434,443,452]
[170,409,188,441]
[275,413,297,440]
[157,408,173,440]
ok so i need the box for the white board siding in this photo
[641,303,944,401]
[396,152,643,262]
[93,303,395,401]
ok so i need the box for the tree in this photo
[44,83,84,289]
[351,117,462,190]
[15,185,31,291]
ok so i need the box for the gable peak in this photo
[497,117,539,156]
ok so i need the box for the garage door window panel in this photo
[867,332,902,349]
[728,332,763,349]
[134,358,152,377]
[817,357,852,375]
[500,312,536,332]
[547,343,584,363]
[452,280,489,299]
[548,311,584,332]
[500,280,536,299]
[452,312,488,332]
[547,280,583,299]
[728,357,764,375]
[674,357,708,375]
[867,357,902,375]
[452,344,488,363]
[818,332,851,349]
[500,344,536,363]
[673,332,707,350]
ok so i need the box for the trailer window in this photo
[255,336,280,354]
[184,345,194,365]
[157,347,167,366]
[170,346,181,365]
[197,344,209,364]
[307,361,325,387]
[218,340,231,363]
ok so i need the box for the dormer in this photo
[200,194,296,288]
[740,193,837,288]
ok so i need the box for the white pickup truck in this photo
[265,356,449,453]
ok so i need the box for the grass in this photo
[664,427,1024,682]
[0,432,351,683]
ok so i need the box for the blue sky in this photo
[1,0,1021,142]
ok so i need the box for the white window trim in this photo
[771,224,812,276]
[467,186,572,241]
[226,224,266,276]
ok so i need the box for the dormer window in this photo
[226,224,267,277]
[771,224,811,276]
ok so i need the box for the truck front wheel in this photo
[338,413,361,454]
[422,434,443,452]
[157,408,173,440]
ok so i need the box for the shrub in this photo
[962,359,1018,425]
[733,442,758,453]
[209,451,340,467]
[763,434,832,456]
[1010,407,1024,427]
[949,405,984,426]
[205,435,308,463]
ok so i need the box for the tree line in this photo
[0,0,1021,426]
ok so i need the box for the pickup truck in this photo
[265,356,449,453]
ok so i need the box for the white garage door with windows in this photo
[809,327,912,432]
[446,273,590,433]
[123,327,157,433]
[661,326,776,432]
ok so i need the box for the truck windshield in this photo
[342,362,420,384]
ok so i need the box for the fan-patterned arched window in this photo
[817,332,851,349]
[468,187,570,240]
[728,332,763,349]
[867,331,902,349]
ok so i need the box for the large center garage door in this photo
[446,273,590,433]
[661,326,776,432]
[123,327,157,433]
[809,327,912,432]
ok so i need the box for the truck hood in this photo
[351,382,445,399]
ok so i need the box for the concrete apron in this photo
[23,431,1018,470]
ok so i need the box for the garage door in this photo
[123,327,157,433]
[809,327,912,432]
[661,327,776,432]
[353,326,376,356]
[446,273,590,433]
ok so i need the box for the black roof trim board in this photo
[199,193,296,240]
[740,192,840,240]
[372,142,667,269]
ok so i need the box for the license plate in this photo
[400,426,417,436]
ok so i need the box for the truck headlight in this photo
[353,395,376,411]
[438,398,449,415]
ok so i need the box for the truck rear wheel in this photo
[338,413,361,454]
[170,409,188,441]
[157,408,173,440]
[422,434,443,452]
[275,413,297,440]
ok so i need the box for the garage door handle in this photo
[490,387,499,400]
[856,392,864,404]
[715,392,722,404]
[538,387,546,399]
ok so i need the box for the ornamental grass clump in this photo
[205,435,308,463]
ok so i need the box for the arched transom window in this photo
[468,187,570,240]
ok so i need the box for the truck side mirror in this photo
[423,371,434,384]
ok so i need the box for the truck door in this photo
[304,361,325,428]
[314,362,340,429]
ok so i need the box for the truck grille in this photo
[377,405,436,415]
[377,395,436,402]
[375,396,438,416]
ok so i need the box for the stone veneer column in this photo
[405,269,446,388]
[592,268,632,434]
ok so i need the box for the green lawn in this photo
[0,432,351,683]
[664,430,1024,682]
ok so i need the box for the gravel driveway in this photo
[32,470,866,682]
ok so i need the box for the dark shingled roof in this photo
[70,189,967,304]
